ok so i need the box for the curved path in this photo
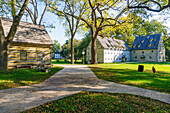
[0,65,169,113]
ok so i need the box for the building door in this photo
[140,55,145,62]
[122,55,127,62]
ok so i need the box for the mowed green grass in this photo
[89,62,170,93]
[23,92,170,113]
[0,66,63,90]
[52,59,83,64]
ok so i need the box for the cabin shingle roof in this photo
[97,36,130,50]
[131,34,161,50]
[1,18,53,45]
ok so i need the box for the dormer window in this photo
[138,44,141,48]
[149,38,154,42]
[148,44,152,47]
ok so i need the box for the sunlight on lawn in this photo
[89,62,170,93]
[124,80,152,85]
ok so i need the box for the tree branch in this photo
[128,0,170,12]
[7,0,30,43]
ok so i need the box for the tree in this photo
[49,0,86,64]
[77,32,91,59]
[61,38,81,62]
[127,0,170,12]
[51,0,130,64]
[16,0,48,25]
[0,0,30,71]
[51,40,60,54]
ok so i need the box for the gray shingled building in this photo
[1,18,53,68]
[86,34,166,63]
[86,36,131,63]
[131,34,166,62]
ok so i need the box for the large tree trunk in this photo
[0,20,8,71]
[0,40,8,71]
[91,37,97,64]
[0,0,30,71]
[71,37,74,64]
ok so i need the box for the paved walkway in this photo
[0,65,169,113]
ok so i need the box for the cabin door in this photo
[37,51,45,67]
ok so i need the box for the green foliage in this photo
[61,39,81,59]
[0,0,13,17]
[0,66,63,89]
[23,92,170,112]
[51,40,60,54]
[89,62,170,93]
[77,32,91,58]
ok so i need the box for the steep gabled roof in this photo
[1,18,53,45]
[97,36,130,50]
[131,34,161,50]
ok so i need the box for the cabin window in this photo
[20,50,27,60]
[142,51,144,54]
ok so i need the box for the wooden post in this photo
[82,51,85,65]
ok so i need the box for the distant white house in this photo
[54,51,63,59]
[86,36,131,63]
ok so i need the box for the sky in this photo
[21,2,170,46]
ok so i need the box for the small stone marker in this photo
[138,65,144,72]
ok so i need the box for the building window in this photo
[108,58,110,60]
[105,52,107,54]
[111,58,112,60]
[142,51,144,54]
[105,58,107,60]
[135,56,137,59]
[20,50,27,60]
[151,50,154,53]
[108,52,110,54]
[150,56,152,59]
[134,51,135,53]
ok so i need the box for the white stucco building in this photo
[86,36,131,63]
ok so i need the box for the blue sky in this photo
[21,2,170,45]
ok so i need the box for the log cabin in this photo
[1,18,53,69]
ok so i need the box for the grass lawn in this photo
[0,66,63,90]
[89,62,170,93]
[52,59,83,64]
[23,92,170,113]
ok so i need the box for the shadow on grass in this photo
[127,62,170,65]
[89,66,170,93]
[0,67,63,90]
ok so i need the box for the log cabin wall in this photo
[8,43,52,68]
